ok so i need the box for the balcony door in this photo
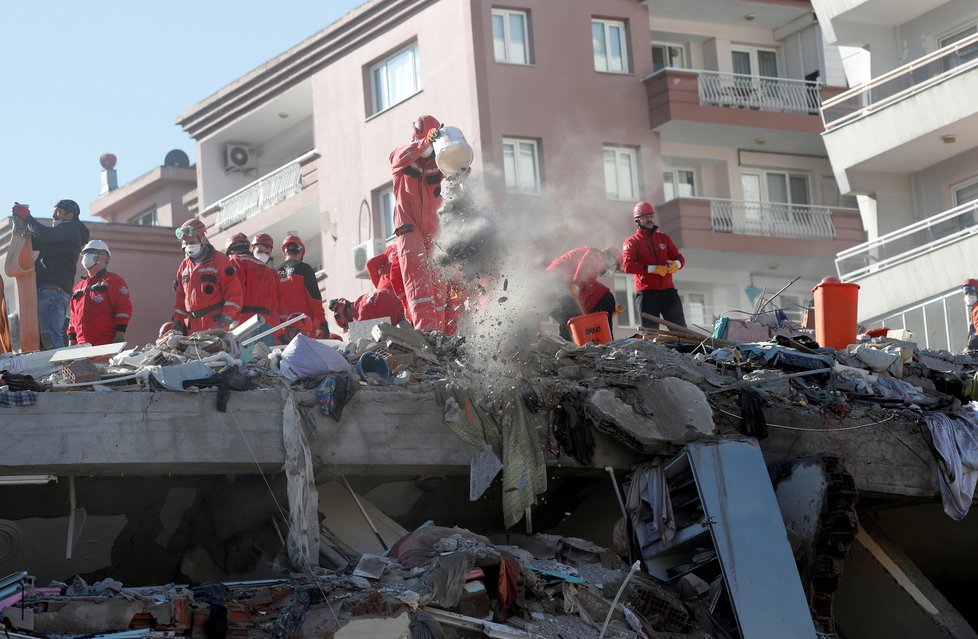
[940,25,978,72]
[742,171,811,233]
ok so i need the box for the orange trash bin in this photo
[812,276,860,350]
[567,312,612,346]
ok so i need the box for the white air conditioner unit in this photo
[224,143,257,173]
[353,239,387,279]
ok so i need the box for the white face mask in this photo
[253,249,270,263]
[81,253,99,269]
[184,243,203,258]
[52,219,63,227]
[966,294,977,306]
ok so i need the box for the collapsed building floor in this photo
[3,323,978,638]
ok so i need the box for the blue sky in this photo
[1,0,365,220]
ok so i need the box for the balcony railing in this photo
[835,200,978,280]
[822,32,978,130]
[697,70,822,114]
[710,199,837,239]
[206,150,319,231]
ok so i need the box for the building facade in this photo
[814,0,978,349]
[175,0,865,336]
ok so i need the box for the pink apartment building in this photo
[109,0,861,339]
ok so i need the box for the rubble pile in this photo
[1,525,730,638]
[7,315,978,636]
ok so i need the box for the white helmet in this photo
[81,239,111,258]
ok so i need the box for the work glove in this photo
[424,127,441,146]
[666,260,681,274]
[214,314,234,329]
[648,265,669,277]
[112,331,126,343]
[11,203,29,219]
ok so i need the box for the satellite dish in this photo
[164,149,190,168]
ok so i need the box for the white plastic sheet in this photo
[279,333,352,381]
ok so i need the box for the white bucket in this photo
[433,126,474,176]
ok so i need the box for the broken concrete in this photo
[588,378,715,453]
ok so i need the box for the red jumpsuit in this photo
[353,289,405,326]
[390,139,444,332]
[277,259,326,337]
[66,270,132,346]
[366,245,409,321]
[230,254,280,330]
[547,248,611,312]
[172,246,243,333]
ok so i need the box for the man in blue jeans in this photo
[12,200,90,349]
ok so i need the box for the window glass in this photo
[952,177,978,206]
[592,19,628,73]
[503,138,540,193]
[758,50,778,77]
[492,9,530,64]
[732,50,751,75]
[604,146,638,200]
[767,173,788,203]
[379,188,395,239]
[370,44,421,114]
[592,22,608,72]
[652,44,685,71]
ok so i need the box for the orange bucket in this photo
[567,312,612,346]
[812,277,860,350]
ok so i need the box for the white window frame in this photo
[369,43,422,115]
[652,42,686,72]
[614,274,638,329]
[939,24,978,73]
[680,291,708,329]
[592,18,629,74]
[663,168,696,201]
[731,45,779,78]
[740,169,812,222]
[132,208,157,226]
[952,175,978,206]
[377,186,395,239]
[502,137,541,194]
[604,145,640,201]
[492,8,530,65]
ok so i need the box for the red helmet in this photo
[158,322,174,337]
[964,278,978,291]
[632,201,655,219]
[175,218,207,241]
[251,232,274,249]
[282,233,305,258]
[412,114,441,141]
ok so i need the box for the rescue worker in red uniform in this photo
[390,114,445,332]
[366,244,409,320]
[66,240,132,346]
[277,234,327,339]
[547,247,621,340]
[225,232,250,257]
[328,290,406,333]
[622,201,687,328]
[171,219,243,334]
[226,232,280,336]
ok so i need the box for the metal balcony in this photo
[822,32,978,131]
[204,151,319,232]
[709,199,837,239]
[836,200,978,280]
[696,70,822,115]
